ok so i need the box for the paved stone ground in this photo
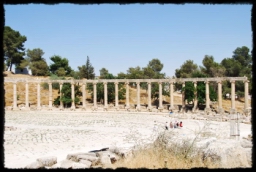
[4,110,252,169]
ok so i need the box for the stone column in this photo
[93,82,97,110]
[204,80,211,114]
[147,82,152,111]
[82,82,86,110]
[158,82,163,111]
[115,82,119,110]
[217,80,224,114]
[104,82,108,111]
[244,80,249,116]
[136,82,141,111]
[181,82,185,112]
[59,82,63,110]
[192,81,197,113]
[169,82,175,110]
[37,81,41,110]
[230,80,236,114]
[25,81,30,110]
[12,82,18,110]
[71,81,75,110]
[125,82,130,110]
[48,81,52,110]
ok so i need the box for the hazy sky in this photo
[4,4,252,77]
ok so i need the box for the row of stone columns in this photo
[10,80,250,115]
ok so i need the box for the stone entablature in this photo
[4,77,250,116]
[3,76,248,83]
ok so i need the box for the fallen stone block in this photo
[59,159,74,169]
[79,159,92,167]
[72,162,90,169]
[240,139,252,148]
[66,152,96,162]
[202,139,250,168]
[25,161,44,169]
[36,156,57,167]
[77,154,99,164]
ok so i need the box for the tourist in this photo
[176,121,179,128]
[170,121,173,129]
[180,121,183,127]
[165,122,168,130]
[174,121,177,128]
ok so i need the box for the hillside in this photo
[3,72,249,113]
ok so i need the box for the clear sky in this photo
[4,4,252,77]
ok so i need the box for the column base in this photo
[37,107,41,111]
[204,107,212,115]
[158,107,163,112]
[82,106,86,111]
[180,106,186,113]
[22,107,30,111]
[136,106,141,112]
[104,106,108,111]
[92,106,97,111]
[125,106,130,111]
[12,107,19,111]
[243,108,251,116]
[169,106,175,111]
[147,107,152,112]
[230,108,236,114]
[218,108,224,115]
[115,107,119,111]
[48,106,53,110]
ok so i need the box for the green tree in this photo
[49,55,72,76]
[200,55,226,77]
[87,69,125,103]
[53,81,82,108]
[78,56,95,79]
[147,58,163,74]
[99,68,109,78]
[3,26,27,71]
[20,48,49,76]
[175,60,199,78]
[116,72,127,79]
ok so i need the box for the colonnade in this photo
[5,77,250,115]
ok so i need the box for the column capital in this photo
[169,81,175,84]
[59,81,63,85]
[216,80,222,84]
[82,82,87,85]
[136,82,140,85]
[230,80,235,83]
[243,80,250,83]
[114,82,119,85]
[204,80,209,84]
[147,82,151,85]
[103,82,108,85]
[48,81,52,84]
[158,82,162,85]
[125,81,129,85]
[93,82,98,85]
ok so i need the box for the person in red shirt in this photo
[180,121,183,127]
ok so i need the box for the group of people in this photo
[165,121,183,130]
[170,121,183,128]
